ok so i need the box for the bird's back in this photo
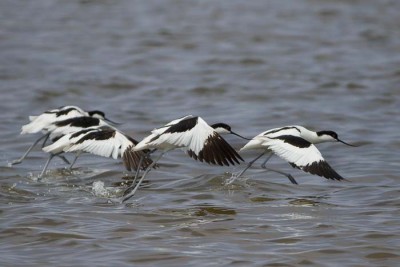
[21,107,86,134]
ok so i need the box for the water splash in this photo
[91,181,121,198]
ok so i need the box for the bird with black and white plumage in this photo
[46,116,111,142]
[41,125,154,178]
[233,125,357,184]
[122,115,248,202]
[10,106,118,166]
[29,115,110,178]
[21,105,115,135]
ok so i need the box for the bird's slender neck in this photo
[299,128,325,144]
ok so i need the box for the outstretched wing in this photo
[122,146,154,171]
[186,131,244,166]
[262,135,344,181]
[135,116,243,166]
[122,136,154,171]
[65,127,121,159]
[169,117,243,166]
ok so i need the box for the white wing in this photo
[47,118,110,141]
[150,115,193,135]
[42,126,99,154]
[138,116,211,152]
[261,126,303,138]
[260,136,344,180]
[135,115,194,151]
[134,116,242,166]
[43,134,74,154]
[262,137,324,167]
[240,126,303,151]
[66,128,128,159]
[184,118,243,165]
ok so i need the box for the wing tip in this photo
[186,133,244,167]
[123,147,155,171]
[300,160,345,181]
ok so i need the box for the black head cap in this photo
[210,123,232,131]
[317,130,356,146]
[317,130,338,139]
[88,110,105,118]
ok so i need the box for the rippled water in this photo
[1,0,400,266]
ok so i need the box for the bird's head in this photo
[88,110,105,119]
[316,130,356,146]
[88,110,121,125]
[211,123,250,140]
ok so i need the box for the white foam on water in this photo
[91,181,109,197]
[91,180,122,198]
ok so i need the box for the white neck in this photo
[297,126,333,144]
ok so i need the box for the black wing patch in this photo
[264,126,300,135]
[164,117,198,134]
[290,160,344,181]
[125,135,139,146]
[187,132,244,166]
[74,127,115,144]
[150,117,199,143]
[122,146,155,171]
[273,135,311,148]
[56,107,80,117]
[55,117,100,128]
[70,128,95,139]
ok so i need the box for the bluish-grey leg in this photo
[10,134,49,165]
[122,152,164,202]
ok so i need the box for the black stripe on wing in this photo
[56,107,81,117]
[164,116,198,134]
[74,127,115,144]
[122,145,154,171]
[187,132,244,166]
[70,128,96,139]
[149,117,199,143]
[272,135,311,148]
[55,117,101,128]
[290,160,344,181]
[264,126,301,136]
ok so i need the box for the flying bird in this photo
[122,115,247,202]
[10,106,118,166]
[41,125,153,178]
[235,125,356,184]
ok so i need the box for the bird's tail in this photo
[42,135,71,154]
[21,122,42,134]
[21,116,50,134]
[239,138,263,151]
